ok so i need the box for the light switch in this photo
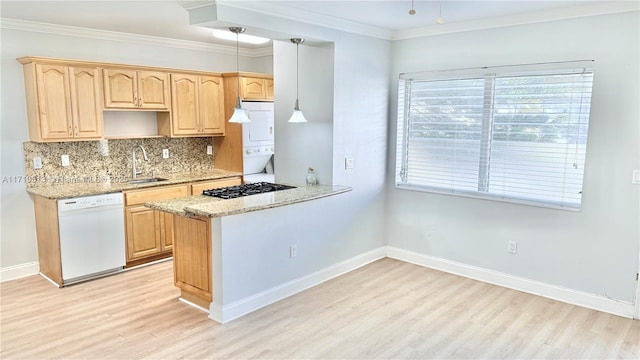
[33,157,42,170]
[61,155,70,167]
[633,170,640,184]
[207,145,213,155]
[162,149,169,159]
[345,157,354,170]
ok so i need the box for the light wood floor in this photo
[1,258,638,359]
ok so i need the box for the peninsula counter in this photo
[146,184,352,323]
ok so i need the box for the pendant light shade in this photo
[229,105,250,123]
[228,27,251,124]
[289,105,307,123]
[288,38,307,123]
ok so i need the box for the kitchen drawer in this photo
[124,184,189,206]
[190,177,241,195]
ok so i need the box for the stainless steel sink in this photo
[128,177,169,185]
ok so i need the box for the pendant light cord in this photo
[236,30,241,102]
[296,42,299,104]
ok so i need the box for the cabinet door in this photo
[266,79,274,100]
[124,184,189,206]
[103,69,138,109]
[125,205,162,261]
[35,64,73,140]
[198,75,225,135]
[171,73,199,135]
[138,71,170,110]
[173,215,211,300]
[241,77,267,100]
[69,66,103,139]
[160,211,174,252]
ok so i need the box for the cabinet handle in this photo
[134,97,138,107]
[74,126,78,137]
[138,97,142,107]
[68,126,73,135]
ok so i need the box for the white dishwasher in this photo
[57,193,126,284]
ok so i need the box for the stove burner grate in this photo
[202,182,296,199]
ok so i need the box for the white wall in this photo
[0,26,271,273]
[273,40,334,185]
[190,2,390,269]
[386,12,640,303]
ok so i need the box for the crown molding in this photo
[217,0,393,40]
[0,18,272,57]
[179,1,215,12]
[2,1,635,52]
[392,1,640,40]
[188,0,637,42]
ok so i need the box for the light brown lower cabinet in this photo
[171,176,242,308]
[123,184,189,266]
[160,212,174,251]
[173,215,212,308]
[123,177,241,267]
[124,205,176,262]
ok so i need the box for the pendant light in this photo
[288,38,307,123]
[436,1,444,24]
[228,27,251,123]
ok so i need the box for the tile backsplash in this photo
[24,137,214,187]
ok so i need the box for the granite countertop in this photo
[146,184,352,218]
[25,169,243,199]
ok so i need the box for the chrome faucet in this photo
[132,145,148,179]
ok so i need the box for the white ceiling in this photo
[263,0,597,30]
[0,0,636,48]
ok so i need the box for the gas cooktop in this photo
[202,182,296,199]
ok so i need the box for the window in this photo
[396,61,594,210]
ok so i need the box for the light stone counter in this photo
[146,184,351,218]
[25,169,242,199]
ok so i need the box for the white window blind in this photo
[396,61,594,210]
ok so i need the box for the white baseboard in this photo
[386,246,636,319]
[0,262,39,283]
[208,246,387,323]
[5,247,635,320]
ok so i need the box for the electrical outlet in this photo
[207,145,213,155]
[633,170,640,184]
[61,155,70,167]
[33,157,42,170]
[289,244,297,258]
[162,149,169,159]
[345,157,354,170]
[508,241,517,254]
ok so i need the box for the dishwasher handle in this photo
[58,203,124,216]
[57,193,124,213]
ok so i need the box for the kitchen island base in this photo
[155,186,386,323]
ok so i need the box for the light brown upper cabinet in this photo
[18,58,103,142]
[103,69,170,110]
[266,79,274,99]
[163,73,225,136]
[240,76,274,101]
